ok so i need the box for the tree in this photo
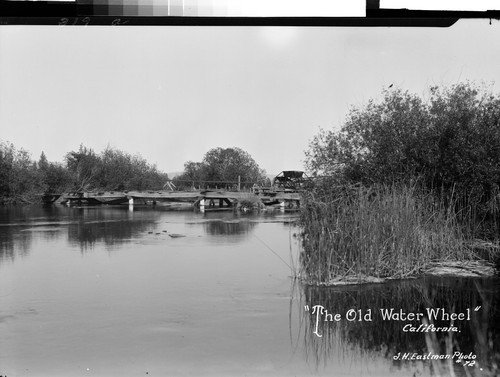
[305,82,500,203]
[65,145,102,191]
[202,147,266,184]
[0,141,42,203]
[0,141,14,199]
[38,151,49,171]
[174,147,268,189]
[0,141,170,202]
[126,153,168,191]
[38,152,73,194]
[43,163,73,193]
[65,144,169,191]
[97,146,133,190]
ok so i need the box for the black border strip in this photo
[0,0,499,26]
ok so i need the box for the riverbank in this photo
[300,260,498,287]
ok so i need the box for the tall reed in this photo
[299,183,473,284]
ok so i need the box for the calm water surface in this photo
[0,206,499,377]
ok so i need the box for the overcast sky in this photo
[1,19,499,175]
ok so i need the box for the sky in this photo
[1,19,500,176]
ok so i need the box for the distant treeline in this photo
[0,143,168,204]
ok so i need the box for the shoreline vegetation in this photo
[0,143,169,205]
[298,182,499,286]
[0,144,269,205]
[299,82,500,285]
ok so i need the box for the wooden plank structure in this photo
[49,189,301,209]
[45,171,309,210]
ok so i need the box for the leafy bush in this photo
[305,82,500,207]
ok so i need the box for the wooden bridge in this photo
[43,189,301,210]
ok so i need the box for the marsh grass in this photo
[299,183,474,284]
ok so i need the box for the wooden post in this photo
[238,176,241,191]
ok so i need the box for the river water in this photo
[0,206,499,377]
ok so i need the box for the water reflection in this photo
[198,211,297,244]
[0,206,164,258]
[0,230,31,262]
[0,207,294,262]
[0,206,66,261]
[295,277,500,376]
[203,218,256,236]
[65,207,160,251]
